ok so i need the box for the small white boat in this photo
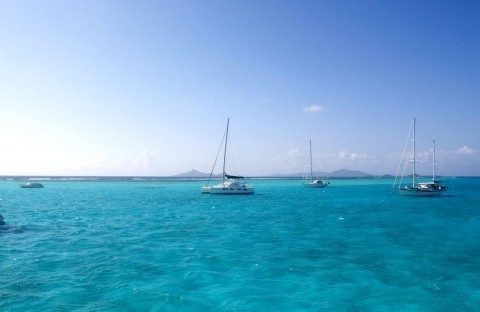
[395,118,446,196]
[20,182,44,188]
[303,140,329,188]
[202,119,254,195]
[304,179,329,188]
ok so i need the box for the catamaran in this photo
[395,118,446,196]
[201,119,255,195]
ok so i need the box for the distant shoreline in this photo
[2,168,471,181]
[0,175,473,182]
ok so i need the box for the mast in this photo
[309,139,313,182]
[432,140,436,182]
[412,118,416,187]
[222,118,229,183]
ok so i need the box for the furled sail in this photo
[225,173,244,179]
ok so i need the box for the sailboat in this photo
[303,140,329,188]
[396,118,447,196]
[201,119,255,195]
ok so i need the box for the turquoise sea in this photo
[1,177,479,311]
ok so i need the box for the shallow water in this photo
[1,178,479,311]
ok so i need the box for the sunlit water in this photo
[1,178,479,311]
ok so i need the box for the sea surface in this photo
[1,177,479,311]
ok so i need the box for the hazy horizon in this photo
[1,168,476,178]
[1,1,479,177]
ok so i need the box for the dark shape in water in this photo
[20,182,44,188]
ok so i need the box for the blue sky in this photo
[1,0,479,176]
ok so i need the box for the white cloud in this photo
[268,149,305,172]
[132,150,160,170]
[433,145,480,176]
[337,150,367,161]
[287,149,301,158]
[302,105,323,113]
[455,145,476,156]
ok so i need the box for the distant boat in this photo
[20,182,44,188]
[303,140,329,188]
[395,118,446,196]
[201,118,255,195]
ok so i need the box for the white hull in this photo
[303,180,329,188]
[208,179,254,194]
[399,187,443,196]
[201,186,211,193]
[209,187,254,194]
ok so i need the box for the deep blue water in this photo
[1,178,479,311]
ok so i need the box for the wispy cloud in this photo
[435,145,480,176]
[268,149,305,172]
[302,105,323,113]
[287,149,301,158]
[337,150,368,161]
[455,145,476,156]
[132,150,160,170]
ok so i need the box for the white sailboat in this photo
[201,119,255,195]
[396,118,446,196]
[303,140,329,188]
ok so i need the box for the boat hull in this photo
[398,187,444,196]
[203,179,254,195]
[20,182,44,188]
[209,188,254,194]
[303,180,329,188]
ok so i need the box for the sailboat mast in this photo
[309,139,313,182]
[412,118,416,187]
[222,118,229,183]
[432,140,436,182]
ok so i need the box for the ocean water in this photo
[1,177,479,311]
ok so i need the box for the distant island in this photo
[171,169,395,179]
[1,170,446,182]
